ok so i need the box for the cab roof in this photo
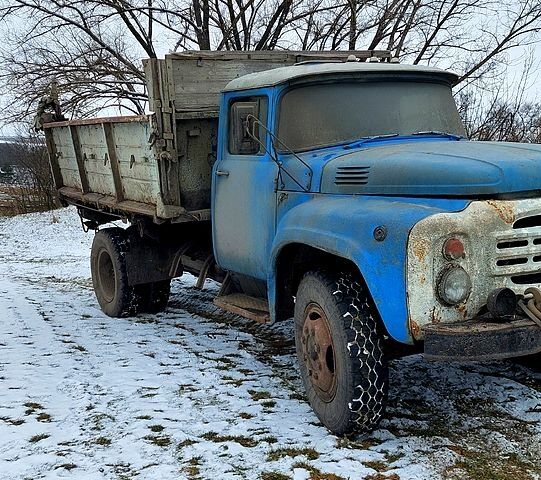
[223,61,459,92]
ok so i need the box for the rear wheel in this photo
[294,271,388,435]
[90,228,140,317]
[137,280,171,313]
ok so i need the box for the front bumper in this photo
[423,316,541,361]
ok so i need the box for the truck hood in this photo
[320,139,541,197]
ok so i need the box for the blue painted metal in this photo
[268,194,470,343]
[212,87,279,280]
[321,138,541,197]
[211,80,541,344]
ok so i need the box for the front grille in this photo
[497,239,528,249]
[334,166,370,186]
[511,272,541,284]
[493,214,541,283]
[514,214,541,229]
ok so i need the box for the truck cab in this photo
[41,53,541,437]
[212,60,541,433]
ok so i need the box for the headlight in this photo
[436,265,472,305]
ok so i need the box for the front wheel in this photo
[294,271,389,435]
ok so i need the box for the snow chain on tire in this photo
[295,270,389,435]
[334,274,388,432]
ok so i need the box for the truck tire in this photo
[90,228,140,317]
[137,280,171,313]
[294,271,388,435]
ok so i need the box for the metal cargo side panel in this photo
[76,124,116,197]
[50,126,82,190]
[112,121,159,205]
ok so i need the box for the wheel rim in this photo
[301,303,337,402]
[97,249,116,303]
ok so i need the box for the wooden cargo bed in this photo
[44,50,389,223]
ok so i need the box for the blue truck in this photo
[42,50,541,435]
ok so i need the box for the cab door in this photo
[212,94,278,280]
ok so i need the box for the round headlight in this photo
[437,265,472,305]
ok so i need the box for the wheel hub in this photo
[301,303,337,402]
[97,249,116,303]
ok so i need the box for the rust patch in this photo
[409,318,422,340]
[457,302,468,320]
[429,307,442,324]
[412,237,430,262]
[486,200,515,225]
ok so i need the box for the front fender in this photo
[268,194,470,343]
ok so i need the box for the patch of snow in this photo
[0,207,539,479]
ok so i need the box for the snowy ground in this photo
[0,208,540,480]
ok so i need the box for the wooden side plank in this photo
[69,125,90,194]
[102,122,125,202]
[43,128,64,189]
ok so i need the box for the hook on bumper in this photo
[518,287,541,329]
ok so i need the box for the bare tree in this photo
[0,0,322,121]
[0,0,540,129]
[456,53,541,143]
[0,0,157,121]
[0,137,59,215]
[459,91,541,143]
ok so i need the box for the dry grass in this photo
[201,431,259,448]
[0,185,54,217]
[29,433,50,443]
[144,435,172,447]
[267,447,320,461]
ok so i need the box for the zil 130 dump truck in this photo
[40,50,541,435]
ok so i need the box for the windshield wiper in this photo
[345,131,462,150]
[345,133,399,149]
[412,130,463,140]
[359,133,400,141]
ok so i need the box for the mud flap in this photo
[423,317,541,361]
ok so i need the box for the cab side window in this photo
[229,96,268,155]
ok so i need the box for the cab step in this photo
[213,293,270,323]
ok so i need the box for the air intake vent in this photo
[334,166,370,186]
[514,214,541,229]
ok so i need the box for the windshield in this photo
[277,81,466,152]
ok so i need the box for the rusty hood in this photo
[320,139,541,197]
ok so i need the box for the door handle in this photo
[216,170,230,177]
